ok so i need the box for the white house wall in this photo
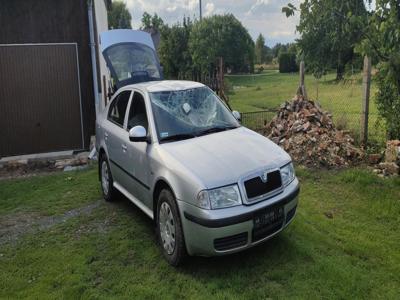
[95,0,110,112]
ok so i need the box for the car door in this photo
[104,90,132,189]
[124,90,152,208]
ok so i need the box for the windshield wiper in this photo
[196,126,238,137]
[160,133,196,143]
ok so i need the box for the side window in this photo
[127,92,149,131]
[108,91,131,127]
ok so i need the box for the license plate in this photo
[253,206,284,229]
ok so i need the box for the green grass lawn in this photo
[226,70,385,142]
[1,168,399,299]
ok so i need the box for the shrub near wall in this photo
[279,52,298,73]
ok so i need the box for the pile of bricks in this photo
[266,95,364,168]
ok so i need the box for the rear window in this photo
[104,43,161,83]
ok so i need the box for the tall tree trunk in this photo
[336,0,345,81]
[336,51,344,81]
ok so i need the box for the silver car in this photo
[96,30,300,266]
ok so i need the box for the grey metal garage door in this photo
[0,43,84,157]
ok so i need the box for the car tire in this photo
[156,189,187,266]
[99,154,117,202]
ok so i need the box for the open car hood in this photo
[100,29,163,89]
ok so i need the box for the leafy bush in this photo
[256,66,264,74]
[278,52,298,73]
[375,62,400,139]
[354,0,400,139]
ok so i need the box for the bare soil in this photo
[0,200,103,245]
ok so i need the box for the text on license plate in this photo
[253,207,284,228]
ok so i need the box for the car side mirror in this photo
[129,126,148,142]
[232,110,241,121]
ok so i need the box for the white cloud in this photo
[270,30,293,37]
[246,0,270,16]
[120,0,303,45]
[204,2,215,16]
[166,5,177,12]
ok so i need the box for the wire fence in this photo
[238,70,386,146]
[240,110,277,131]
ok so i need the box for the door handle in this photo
[122,144,127,152]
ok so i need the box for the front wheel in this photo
[156,189,187,266]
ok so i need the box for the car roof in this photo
[122,80,205,93]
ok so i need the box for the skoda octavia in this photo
[96,30,300,265]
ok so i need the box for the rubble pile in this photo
[266,95,364,167]
[373,140,400,176]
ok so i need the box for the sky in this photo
[122,0,377,47]
[123,0,304,47]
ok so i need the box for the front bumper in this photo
[177,178,299,256]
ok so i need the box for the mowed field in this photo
[1,167,399,299]
[226,70,384,141]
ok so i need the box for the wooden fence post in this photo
[297,61,308,99]
[361,55,371,145]
[217,56,231,109]
[218,56,224,96]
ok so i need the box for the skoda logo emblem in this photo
[260,171,268,183]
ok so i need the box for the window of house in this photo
[108,90,131,127]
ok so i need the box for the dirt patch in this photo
[0,169,61,181]
[0,200,103,245]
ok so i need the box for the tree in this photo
[264,45,273,64]
[278,52,298,73]
[355,0,400,139]
[283,0,367,80]
[108,1,132,29]
[255,34,266,64]
[141,12,164,32]
[272,43,288,58]
[189,14,255,73]
[158,17,193,78]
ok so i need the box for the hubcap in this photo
[101,161,109,196]
[159,202,176,255]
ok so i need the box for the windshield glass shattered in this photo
[150,87,239,142]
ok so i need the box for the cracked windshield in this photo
[150,87,239,141]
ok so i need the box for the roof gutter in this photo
[88,0,100,116]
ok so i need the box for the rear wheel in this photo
[99,154,117,202]
[156,189,186,266]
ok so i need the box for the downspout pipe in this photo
[88,0,99,159]
[88,0,100,116]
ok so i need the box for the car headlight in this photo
[197,185,242,209]
[281,162,295,186]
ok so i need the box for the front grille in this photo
[286,205,297,223]
[214,232,248,251]
[244,170,282,200]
